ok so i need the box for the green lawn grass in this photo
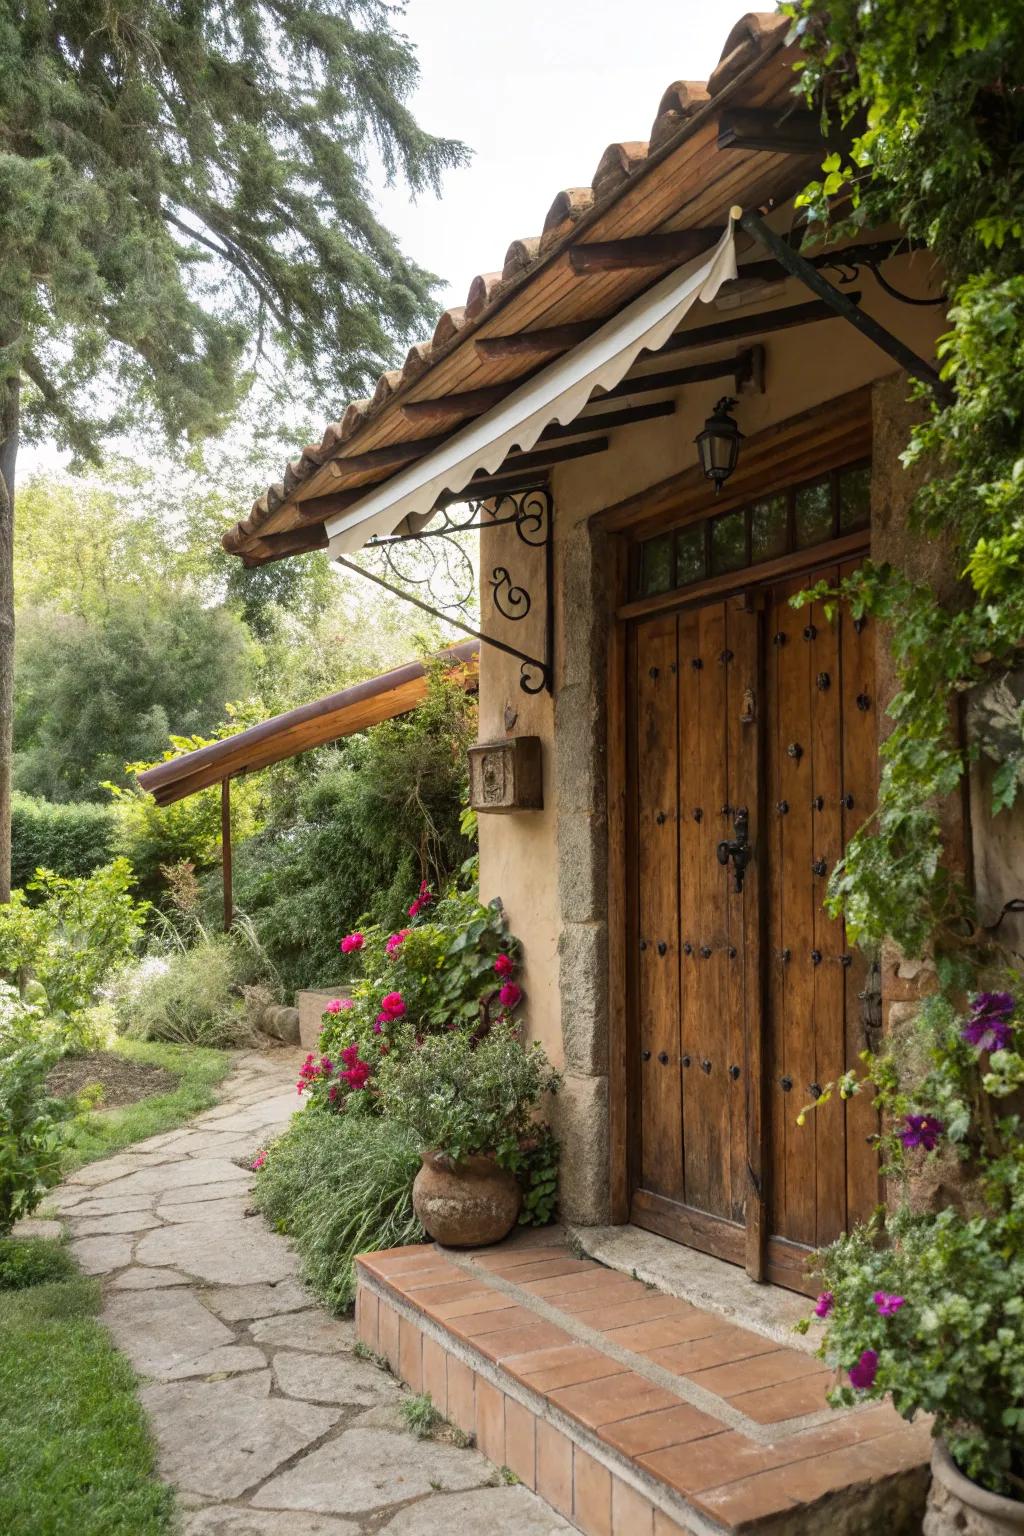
[0,1257,174,1536]
[59,1037,233,1173]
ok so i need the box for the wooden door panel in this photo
[634,614,683,1202]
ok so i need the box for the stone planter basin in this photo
[412,1151,521,1248]
[925,1439,1024,1536]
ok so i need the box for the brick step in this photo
[355,1230,930,1535]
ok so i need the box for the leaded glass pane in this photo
[750,495,788,563]
[795,477,833,548]
[710,511,747,575]
[839,463,871,531]
[675,524,705,586]
[640,534,673,595]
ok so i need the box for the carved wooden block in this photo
[468,737,543,813]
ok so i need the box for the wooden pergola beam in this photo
[717,108,825,155]
[400,383,511,424]
[474,322,596,360]
[568,227,722,274]
[658,295,860,358]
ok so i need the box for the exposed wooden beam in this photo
[325,432,449,475]
[595,348,757,405]
[501,436,609,475]
[717,108,824,155]
[254,524,330,562]
[568,227,722,274]
[538,399,676,441]
[658,295,860,358]
[221,779,233,933]
[474,322,596,360]
[293,488,367,521]
[400,384,510,424]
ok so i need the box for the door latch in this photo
[717,806,752,894]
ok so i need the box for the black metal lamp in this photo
[695,396,742,492]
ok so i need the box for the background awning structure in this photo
[137,642,479,929]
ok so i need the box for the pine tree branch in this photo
[22,352,102,463]
[161,206,289,330]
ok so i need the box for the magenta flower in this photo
[340,933,364,954]
[898,1114,944,1151]
[324,999,343,1014]
[385,929,411,956]
[380,991,406,1019]
[494,953,515,979]
[873,1292,906,1318]
[814,1291,834,1319]
[848,1349,878,1390]
[962,992,1015,1053]
[372,1020,382,1034]
[408,883,432,919]
[499,981,522,1009]
[338,999,354,1011]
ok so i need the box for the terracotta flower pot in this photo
[412,1151,521,1248]
[924,1440,1024,1536]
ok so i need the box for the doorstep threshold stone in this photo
[565,1224,810,1352]
[356,1232,930,1536]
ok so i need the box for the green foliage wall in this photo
[10,794,117,888]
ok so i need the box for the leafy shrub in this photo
[113,920,278,1047]
[0,860,148,1020]
[0,1236,76,1291]
[221,663,476,992]
[252,1108,422,1311]
[378,1022,561,1169]
[11,794,118,888]
[0,1047,68,1234]
[803,989,1024,1494]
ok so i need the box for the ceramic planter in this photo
[412,1151,521,1247]
[924,1440,1024,1536]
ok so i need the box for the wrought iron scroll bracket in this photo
[333,486,554,696]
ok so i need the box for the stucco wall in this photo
[477,254,948,1224]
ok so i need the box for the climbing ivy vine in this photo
[784,3,1024,973]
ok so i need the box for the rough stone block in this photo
[557,811,607,925]
[297,990,347,1051]
[558,923,608,1077]
[552,1074,610,1225]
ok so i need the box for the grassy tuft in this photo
[59,1037,232,1173]
[0,1236,77,1291]
[251,1106,423,1312]
[401,1391,442,1439]
[0,1258,173,1535]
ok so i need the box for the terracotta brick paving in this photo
[357,1232,932,1534]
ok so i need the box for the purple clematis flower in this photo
[961,992,1015,1053]
[873,1291,906,1318]
[898,1114,944,1151]
[814,1292,835,1319]
[848,1349,878,1390]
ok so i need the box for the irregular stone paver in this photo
[136,1219,298,1285]
[249,1308,353,1353]
[185,1510,358,1535]
[47,1050,571,1533]
[272,1349,398,1407]
[379,1485,574,1534]
[250,1428,491,1514]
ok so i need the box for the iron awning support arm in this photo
[731,207,952,406]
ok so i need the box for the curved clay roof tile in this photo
[282,457,305,495]
[401,341,434,385]
[708,11,789,96]
[465,271,504,321]
[649,80,710,149]
[502,237,541,282]
[265,482,285,515]
[591,142,649,200]
[431,306,466,348]
[371,369,403,410]
[339,399,372,442]
[539,187,595,254]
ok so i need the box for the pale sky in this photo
[377,0,737,310]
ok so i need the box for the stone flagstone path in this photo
[47,1051,571,1535]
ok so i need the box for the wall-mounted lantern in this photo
[695,396,743,493]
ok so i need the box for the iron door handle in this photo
[716,806,752,893]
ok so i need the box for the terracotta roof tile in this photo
[223,10,790,560]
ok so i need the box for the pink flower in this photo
[814,1291,834,1319]
[379,991,406,1019]
[372,1020,382,1034]
[342,1059,371,1090]
[338,999,354,1011]
[409,881,433,918]
[849,1349,878,1390]
[873,1292,906,1318]
[340,933,364,954]
[250,1151,266,1171]
[499,981,522,1009]
[494,952,515,978]
[324,999,344,1014]
[385,929,411,956]
[327,1085,338,1103]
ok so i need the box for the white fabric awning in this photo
[325,222,738,557]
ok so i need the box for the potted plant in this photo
[801,991,1024,1531]
[378,1018,561,1247]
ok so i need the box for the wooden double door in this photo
[626,561,880,1291]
